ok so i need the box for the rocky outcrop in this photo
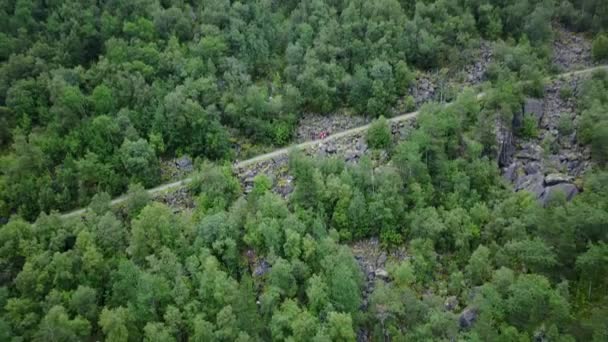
[296,113,370,143]
[156,187,195,213]
[515,172,546,198]
[253,259,271,277]
[496,119,515,167]
[544,173,574,186]
[542,183,579,204]
[501,76,593,205]
[459,307,478,329]
[552,25,594,71]
[524,98,544,125]
[463,41,493,86]
[160,155,194,181]
[351,238,408,312]
[445,296,459,312]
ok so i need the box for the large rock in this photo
[459,307,478,329]
[541,183,579,205]
[503,163,520,183]
[523,161,542,175]
[515,143,543,161]
[496,120,515,167]
[175,156,193,170]
[445,296,459,312]
[544,173,574,186]
[375,268,389,280]
[253,260,271,277]
[515,173,545,198]
[523,98,544,124]
[325,143,337,154]
[376,252,387,267]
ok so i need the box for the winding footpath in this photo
[61,65,608,219]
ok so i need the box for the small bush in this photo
[557,114,574,136]
[592,34,608,62]
[520,115,538,139]
[559,85,573,100]
[403,95,416,112]
[591,121,608,165]
[542,134,559,155]
[366,116,392,149]
[272,121,292,146]
[522,68,545,98]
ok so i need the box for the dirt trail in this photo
[60,65,608,219]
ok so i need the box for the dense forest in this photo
[1,0,608,220]
[2,76,608,340]
[1,0,608,341]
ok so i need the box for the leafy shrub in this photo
[558,114,574,136]
[579,103,606,144]
[520,115,538,139]
[366,116,392,149]
[592,34,608,61]
[559,85,573,100]
[190,162,241,214]
[403,95,416,112]
[272,121,292,146]
[591,121,608,165]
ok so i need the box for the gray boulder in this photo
[445,296,459,312]
[516,143,543,161]
[253,260,271,277]
[459,307,478,329]
[503,163,519,183]
[524,98,544,124]
[175,156,193,171]
[376,252,387,267]
[541,183,579,205]
[325,143,337,154]
[544,173,574,186]
[516,173,545,198]
[375,268,389,280]
[524,161,542,175]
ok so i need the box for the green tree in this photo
[505,274,570,333]
[269,258,297,297]
[366,116,392,149]
[124,183,150,219]
[591,121,608,165]
[99,307,131,342]
[69,286,97,322]
[326,312,356,342]
[190,162,241,214]
[576,242,608,299]
[119,138,160,187]
[592,34,608,61]
[129,203,183,264]
[466,245,492,285]
[34,305,91,342]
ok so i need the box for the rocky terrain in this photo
[153,119,415,213]
[406,41,493,109]
[158,38,496,185]
[351,238,408,341]
[499,75,593,205]
[552,25,594,71]
[236,120,415,196]
[295,113,371,143]
[160,155,194,182]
